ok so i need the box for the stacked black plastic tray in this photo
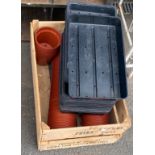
[59,2,127,114]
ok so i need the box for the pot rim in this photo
[35,27,61,50]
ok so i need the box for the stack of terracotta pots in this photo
[35,27,77,128]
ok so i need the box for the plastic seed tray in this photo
[59,3,127,113]
[68,23,120,98]
[65,14,127,99]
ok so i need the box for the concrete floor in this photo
[21,42,132,155]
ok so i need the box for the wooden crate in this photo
[30,20,131,151]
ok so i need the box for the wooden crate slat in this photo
[30,21,42,146]
[41,123,129,141]
[39,134,122,151]
[22,0,50,5]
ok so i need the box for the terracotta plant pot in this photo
[81,113,110,126]
[48,53,77,129]
[48,99,77,129]
[102,114,110,124]
[34,27,61,65]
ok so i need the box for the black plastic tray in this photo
[60,98,116,114]
[65,15,127,99]
[68,23,119,98]
[59,3,127,113]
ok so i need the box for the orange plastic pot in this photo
[48,99,77,129]
[81,113,110,126]
[101,114,110,124]
[34,27,61,65]
[48,53,77,129]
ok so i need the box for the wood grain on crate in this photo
[30,20,42,147]
[39,135,122,150]
[37,65,51,122]
[21,0,107,5]
[53,0,107,5]
[30,20,131,151]
[21,0,51,5]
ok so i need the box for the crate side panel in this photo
[39,134,121,151]
[30,21,42,145]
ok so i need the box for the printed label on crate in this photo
[73,125,124,137]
